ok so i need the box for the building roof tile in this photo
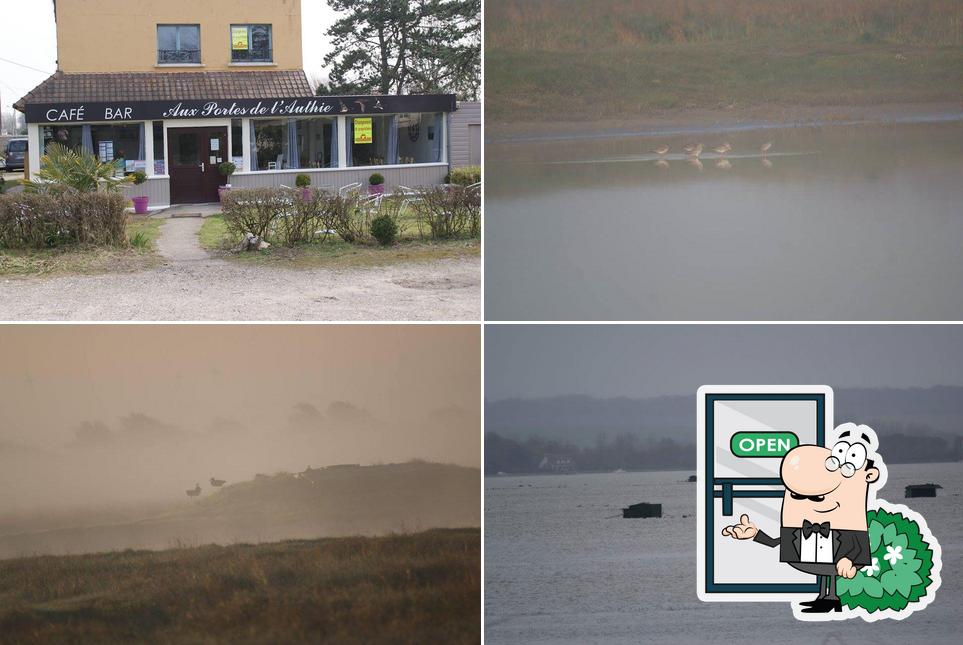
[14,70,315,111]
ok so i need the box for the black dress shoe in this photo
[801,598,842,613]
[799,597,826,607]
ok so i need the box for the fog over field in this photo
[0,325,480,554]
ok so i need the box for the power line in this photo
[0,55,54,75]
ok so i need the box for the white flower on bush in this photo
[863,557,880,576]
[884,545,904,565]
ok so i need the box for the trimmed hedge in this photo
[0,191,128,249]
[448,166,481,186]
[412,185,481,239]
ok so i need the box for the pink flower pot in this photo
[369,183,385,195]
[132,196,149,214]
[301,187,312,201]
[218,186,230,202]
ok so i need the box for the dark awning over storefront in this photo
[16,71,457,123]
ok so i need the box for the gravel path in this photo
[0,218,480,321]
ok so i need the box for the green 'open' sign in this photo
[730,431,799,457]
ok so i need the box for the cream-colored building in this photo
[18,0,456,207]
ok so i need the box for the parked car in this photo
[4,138,28,171]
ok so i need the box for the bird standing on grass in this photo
[186,484,201,498]
[210,478,226,487]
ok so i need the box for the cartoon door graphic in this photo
[697,386,834,602]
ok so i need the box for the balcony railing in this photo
[231,48,273,63]
[158,49,201,64]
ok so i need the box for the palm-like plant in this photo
[23,143,133,194]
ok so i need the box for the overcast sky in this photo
[0,0,336,113]
[0,325,479,455]
[485,325,963,400]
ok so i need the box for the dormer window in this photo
[231,25,273,63]
[157,25,201,65]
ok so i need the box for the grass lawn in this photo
[486,42,963,125]
[0,528,480,644]
[199,213,480,270]
[0,216,164,277]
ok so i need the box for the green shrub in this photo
[837,505,939,614]
[0,191,128,248]
[368,173,385,186]
[129,231,151,249]
[412,185,481,240]
[218,161,237,180]
[370,214,398,246]
[295,173,311,188]
[23,143,133,194]
[448,166,481,186]
[131,170,148,186]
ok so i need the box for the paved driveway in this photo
[0,217,480,321]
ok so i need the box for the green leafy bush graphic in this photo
[837,507,935,613]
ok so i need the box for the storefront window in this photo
[90,124,145,173]
[157,25,201,64]
[250,117,337,171]
[41,124,84,154]
[348,113,443,167]
[231,24,272,62]
[231,119,244,171]
[153,121,165,175]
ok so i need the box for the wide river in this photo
[486,119,963,320]
[485,462,963,644]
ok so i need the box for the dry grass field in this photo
[0,528,480,644]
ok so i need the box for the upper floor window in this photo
[157,25,201,64]
[231,24,273,63]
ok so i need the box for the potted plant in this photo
[368,172,385,195]
[130,170,149,214]
[218,161,237,202]
[295,173,312,201]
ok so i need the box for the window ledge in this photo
[155,63,205,68]
[229,62,277,67]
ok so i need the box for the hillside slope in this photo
[0,462,479,559]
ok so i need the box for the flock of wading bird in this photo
[650,140,774,170]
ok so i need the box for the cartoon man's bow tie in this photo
[802,519,831,538]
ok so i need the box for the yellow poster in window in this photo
[232,27,249,50]
[354,117,373,144]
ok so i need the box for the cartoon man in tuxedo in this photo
[722,424,882,614]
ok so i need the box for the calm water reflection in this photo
[486,122,963,320]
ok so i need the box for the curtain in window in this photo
[249,121,258,171]
[137,123,146,161]
[286,118,300,169]
[81,125,93,155]
[329,120,338,168]
[387,115,399,165]
[435,113,444,162]
[345,118,352,165]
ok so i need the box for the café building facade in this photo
[15,0,458,208]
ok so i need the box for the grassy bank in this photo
[0,528,480,644]
[0,217,163,277]
[486,0,963,127]
[199,214,479,270]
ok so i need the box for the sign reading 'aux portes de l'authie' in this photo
[25,94,457,124]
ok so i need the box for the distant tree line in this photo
[487,423,963,475]
[485,432,695,475]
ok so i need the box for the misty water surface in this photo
[486,121,963,320]
[485,462,963,644]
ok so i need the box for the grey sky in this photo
[0,1,336,113]
[485,325,963,400]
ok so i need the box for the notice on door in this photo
[696,385,833,603]
[354,117,373,144]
